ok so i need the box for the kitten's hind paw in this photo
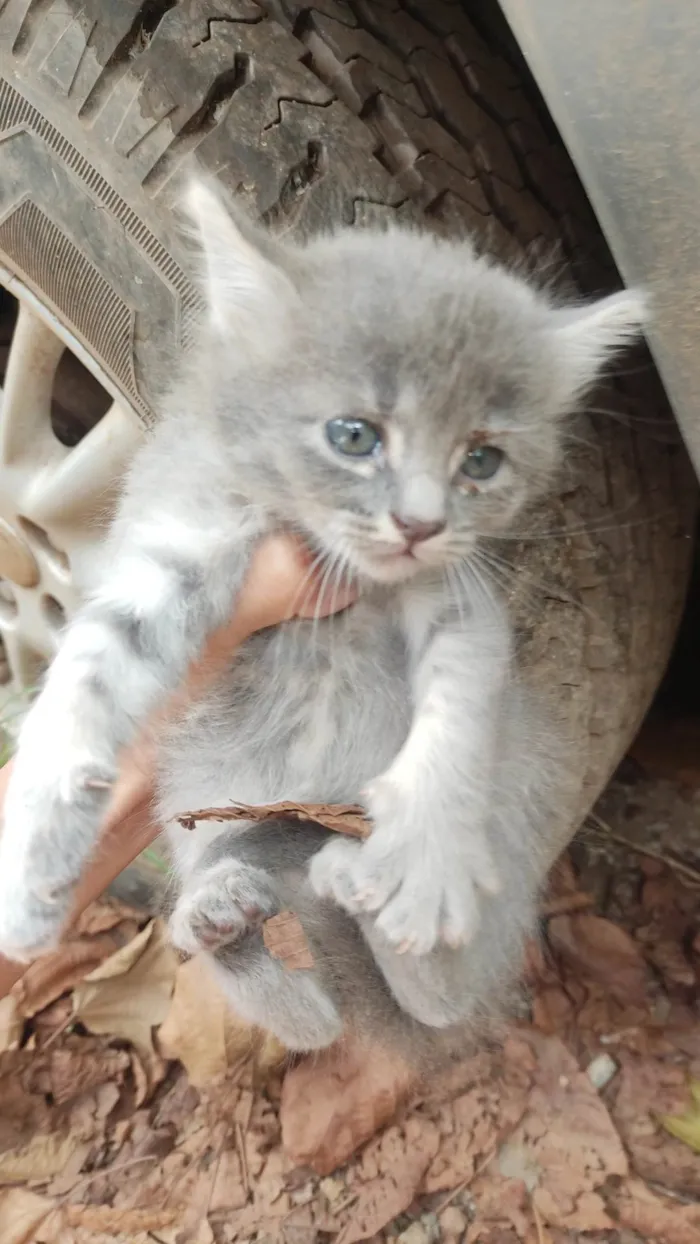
[169,859,278,958]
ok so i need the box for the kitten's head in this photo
[187,180,647,584]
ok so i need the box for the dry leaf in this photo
[0,1189,57,1244]
[547,912,650,1003]
[467,1170,531,1241]
[72,919,176,1055]
[30,1045,131,1107]
[281,1036,417,1175]
[11,935,132,1020]
[179,799,370,839]
[157,953,275,1087]
[263,911,315,970]
[72,897,141,937]
[65,1204,179,1232]
[643,937,697,990]
[424,1041,533,1194]
[0,1132,77,1184]
[496,1033,627,1232]
[335,1117,439,1244]
[612,1178,700,1244]
[209,1148,249,1213]
[660,1079,700,1154]
[0,995,21,1053]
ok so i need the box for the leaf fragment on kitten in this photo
[263,911,315,971]
[178,800,371,839]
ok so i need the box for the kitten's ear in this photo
[551,289,648,400]
[185,178,297,338]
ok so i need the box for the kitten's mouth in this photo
[359,544,424,583]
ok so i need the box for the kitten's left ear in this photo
[185,177,298,341]
[551,289,648,399]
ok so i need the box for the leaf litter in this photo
[1,759,700,1242]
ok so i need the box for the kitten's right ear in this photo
[550,288,648,401]
[185,178,297,339]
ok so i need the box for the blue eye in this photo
[461,445,504,481]
[326,418,381,458]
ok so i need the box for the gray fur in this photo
[0,180,645,1066]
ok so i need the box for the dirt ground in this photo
[1,715,700,1244]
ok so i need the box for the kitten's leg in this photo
[0,436,263,961]
[168,820,343,1051]
[312,600,513,956]
[312,768,544,1030]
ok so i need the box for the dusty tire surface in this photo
[0,0,695,859]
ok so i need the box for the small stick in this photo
[587,811,700,886]
[235,1120,250,1203]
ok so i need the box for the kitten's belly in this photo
[159,606,412,870]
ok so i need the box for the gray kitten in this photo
[0,182,645,1061]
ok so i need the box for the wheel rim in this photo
[0,264,144,722]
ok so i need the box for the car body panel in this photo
[498,0,700,473]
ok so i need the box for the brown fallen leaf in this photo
[72,919,177,1056]
[335,1117,440,1244]
[71,896,142,937]
[65,1204,179,1232]
[263,911,315,970]
[547,912,650,1004]
[28,1044,131,1107]
[0,995,21,1054]
[0,1053,54,1151]
[0,1131,77,1185]
[179,799,370,839]
[467,1170,531,1242]
[612,1177,700,1244]
[424,1040,533,1194]
[11,934,134,1021]
[281,1035,417,1175]
[643,936,697,991]
[0,1189,57,1244]
[495,1033,627,1233]
[157,953,284,1087]
[208,1148,249,1213]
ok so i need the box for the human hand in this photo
[0,529,357,971]
[235,531,358,633]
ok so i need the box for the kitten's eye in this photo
[326,418,381,458]
[460,445,504,482]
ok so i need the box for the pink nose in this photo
[391,514,446,545]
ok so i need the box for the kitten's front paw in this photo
[0,878,72,963]
[311,775,501,955]
[0,755,116,963]
[169,860,278,958]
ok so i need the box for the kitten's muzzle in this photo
[390,514,446,547]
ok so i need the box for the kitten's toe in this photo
[309,836,395,914]
[169,860,278,958]
[375,873,481,955]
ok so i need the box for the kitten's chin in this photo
[354,549,425,584]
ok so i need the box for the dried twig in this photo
[541,892,595,918]
[235,1119,251,1203]
[587,811,700,886]
[434,1145,498,1215]
[178,799,371,839]
[531,1196,547,1244]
